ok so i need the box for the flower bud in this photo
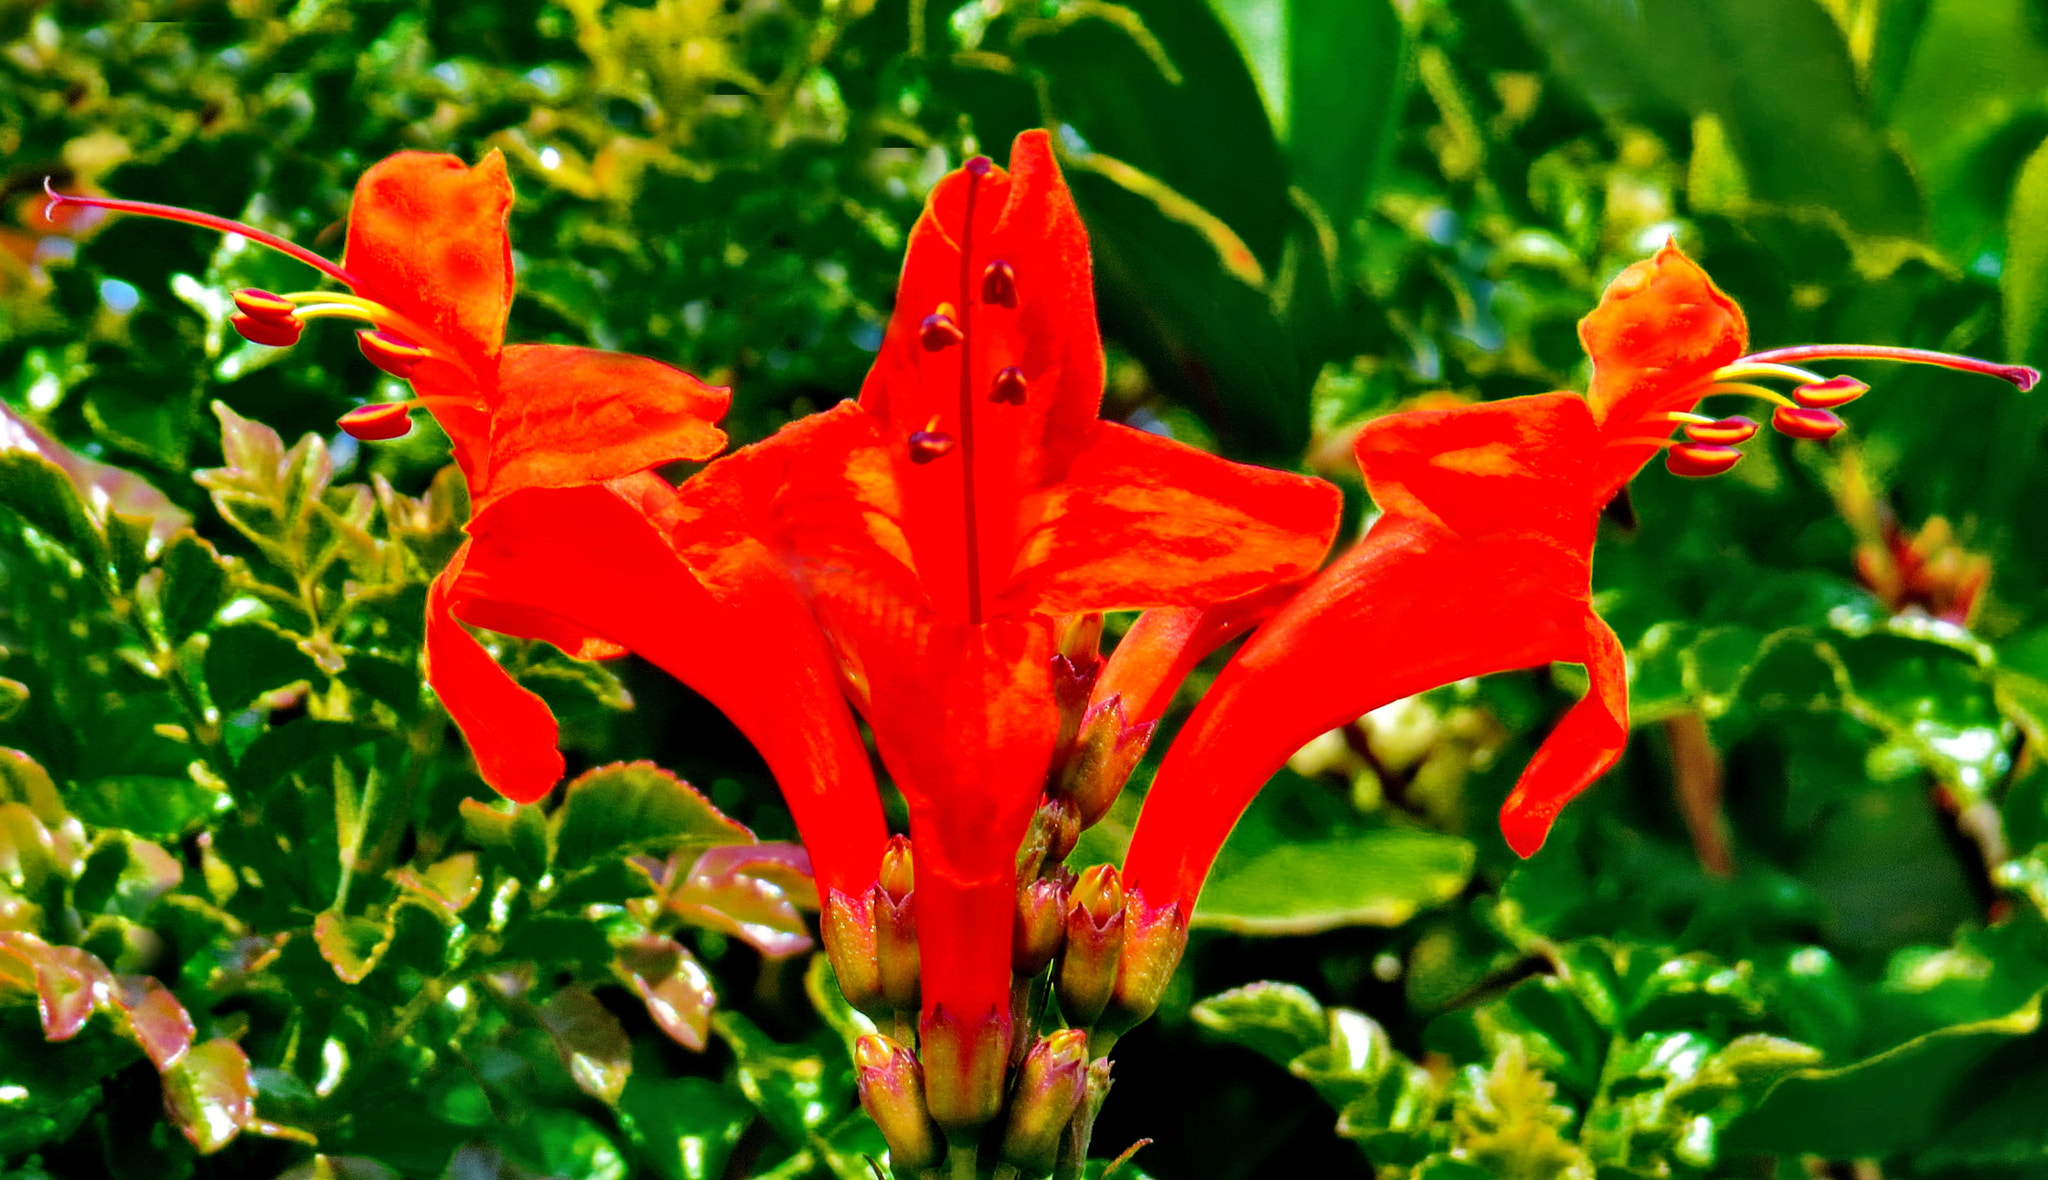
[1013,871,1071,977]
[1015,794,1081,880]
[920,1005,1010,1132]
[1102,895,1187,1036]
[874,836,918,1012]
[822,888,882,1015]
[1057,864,1126,1027]
[1054,696,1156,828]
[854,1034,942,1172]
[998,1029,1091,1174]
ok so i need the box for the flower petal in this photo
[1002,422,1341,616]
[477,343,730,505]
[423,547,564,805]
[1580,240,1748,429]
[1091,581,1303,729]
[1353,392,1603,539]
[342,152,513,373]
[456,475,889,898]
[1498,612,1630,857]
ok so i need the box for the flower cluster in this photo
[69,133,2036,1178]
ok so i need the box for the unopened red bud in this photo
[338,402,413,441]
[822,889,883,1015]
[1055,696,1156,828]
[1014,871,1071,976]
[920,1005,1009,1132]
[231,312,302,347]
[999,1030,1090,1174]
[1016,794,1081,880]
[982,259,1018,308]
[920,305,963,350]
[231,288,298,321]
[1665,442,1743,478]
[1772,405,1846,440]
[357,328,428,378]
[854,1034,942,1172]
[990,365,1028,404]
[1682,415,1757,446]
[1793,375,1868,408]
[1058,864,1126,1027]
[873,894,919,1013]
[908,429,956,464]
[1103,896,1187,1036]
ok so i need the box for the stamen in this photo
[357,329,429,379]
[231,313,302,348]
[338,402,415,441]
[1793,376,1868,409]
[909,419,956,464]
[1738,344,2039,392]
[1771,406,1845,441]
[991,365,1027,405]
[43,178,360,289]
[982,260,1017,308]
[1683,416,1758,445]
[1711,361,1831,388]
[1663,411,1719,426]
[921,304,963,351]
[1704,382,1798,409]
[232,288,299,321]
[1667,443,1743,478]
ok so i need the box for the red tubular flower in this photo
[1122,242,2039,924]
[55,155,732,803]
[452,131,1340,1041]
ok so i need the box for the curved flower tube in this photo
[1122,242,2040,924]
[57,154,733,803]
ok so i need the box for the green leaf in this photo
[65,775,220,840]
[1189,980,1326,1067]
[616,1075,753,1180]
[203,623,322,715]
[460,797,550,882]
[550,762,753,872]
[1193,827,1475,934]
[1283,0,1413,231]
[538,984,633,1105]
[154,532,227,642]
[0,450,108,583]
[713,1011,854,1144]
[2004,133,2048,364]
[160,1038,254,1155]
[312,911,393,985]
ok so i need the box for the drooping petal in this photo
[857,129,1103,624]
[1122,513,1596,914]
[1580,241,1748,430]
[1353,392,1603,540]
[1001,422,1340,616]
[477,343,730,505]
[341,152,513,375]
[454,475,889,898]
[423,545,563,805]
[1498,612,1629,857]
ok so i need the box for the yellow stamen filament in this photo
[1710,361,1829,387]
[279,290,448,364]
[1663,411,1719,425]
[1702,381,1797,408]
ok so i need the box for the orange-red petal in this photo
[1090,582,1304,730]
[1498,613,1629,856]
[1580,241,1748,429]
[1354,392,1605,538]
[423,547,564,804]
[341,151,513,374]
[477,343,730,505]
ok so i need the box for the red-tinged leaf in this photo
[0,802,62,894]
[392,851,483,918]
[665,844,816,959]
[117,974,195,1070]
[312,911,392,985]
[613,933,717,1051]
[552,761,754,871]
[161,1038,255,1154]
[275,1155,398,1179]
[538,984,633,1104]
[0,933,113,1040]
[478,344,730,503]
[0,401,191,542]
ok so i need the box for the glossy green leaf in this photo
[2005,133,2048,364]
[153,532,227,643]
[538,985,633,1105]
[161,1038,254,1154]
[550,762,752,872]
[1194,827,1475,934]
[1189,980,1326,1067]
[0,450,108,583]
[203,622,322,715]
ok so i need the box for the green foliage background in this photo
[3,0,2048,1176]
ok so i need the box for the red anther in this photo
[1793,375,1868,409]
[231,288,298,321]
[920,306,963,351]
[1682,415,1758,446]
[991,365,1027,405]
[1772,405,1846,440]
[982,259,1017,308]
[231,312,302,348]
[337,402,413,441]
[1666,442,1743,478]
[356,328,428,378]
[908,429,956,464]
[965,155,993,177]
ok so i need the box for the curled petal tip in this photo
[338,402,414,441]
[1771,405,1845,441]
